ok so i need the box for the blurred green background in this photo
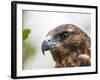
[22,28,37,69]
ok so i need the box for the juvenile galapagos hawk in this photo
[41,24,91,68]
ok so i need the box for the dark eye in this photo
[61,32,68,40]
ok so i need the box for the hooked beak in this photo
[41,36,57,55]
[41,40,50,55]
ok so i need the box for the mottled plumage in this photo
[42,24,91,68]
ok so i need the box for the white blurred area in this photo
[23,10,91,69]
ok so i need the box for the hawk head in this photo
[41,24,90,55]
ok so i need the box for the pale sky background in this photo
[22,10,91,69]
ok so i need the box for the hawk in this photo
[41,24,91,68]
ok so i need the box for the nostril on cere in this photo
[48,40,51,42]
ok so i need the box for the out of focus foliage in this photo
[23,28,37,68]
[23,41,36,63]
[23,28,31,40]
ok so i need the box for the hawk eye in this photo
[61,32,68,40]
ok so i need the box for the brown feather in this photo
[48,24,91,67]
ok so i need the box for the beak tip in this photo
[42,50,45,56]
[41,40,50,56]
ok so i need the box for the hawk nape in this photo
[41,24,91,68]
